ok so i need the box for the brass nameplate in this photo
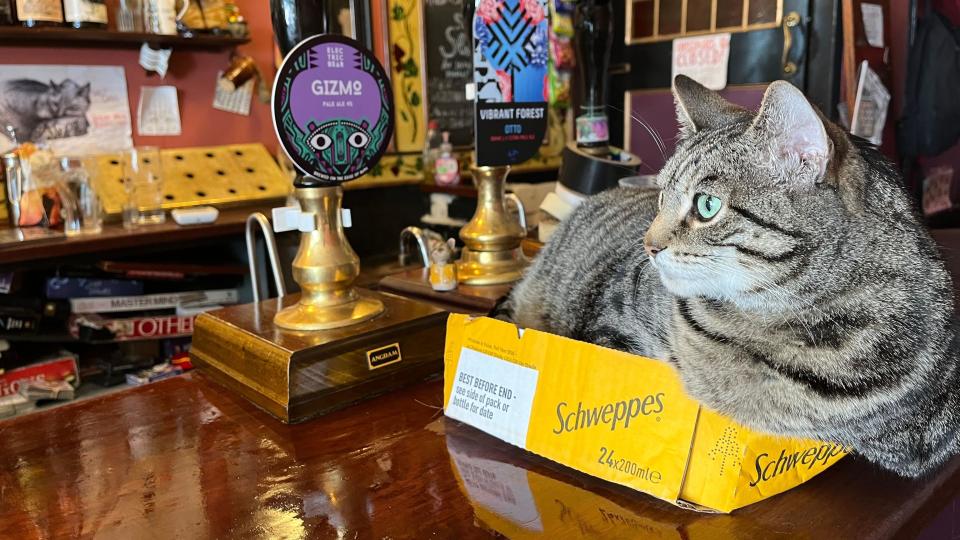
[367,343,402,370]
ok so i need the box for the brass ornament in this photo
[457,165,528,285]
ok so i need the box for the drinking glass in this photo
[123,147,166,229]
[59,157,102,236]
[117,0,145,32]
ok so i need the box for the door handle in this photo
[781,11,802,75]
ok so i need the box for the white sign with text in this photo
[672,33,731,91]
[446,347,539,448]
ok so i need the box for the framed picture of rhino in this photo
[0,65,133,155]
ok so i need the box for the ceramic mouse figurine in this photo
[428,238,458,292]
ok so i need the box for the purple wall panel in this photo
[624,85,768,174]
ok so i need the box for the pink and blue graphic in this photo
[472,0,550,166]
[474,0,549,103]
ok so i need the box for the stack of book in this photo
[68,288,239,342]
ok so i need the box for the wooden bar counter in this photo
[1,372,958,538]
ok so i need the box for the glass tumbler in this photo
[123,146,166,229]
[117,0,145,32]
[59,157,102,236]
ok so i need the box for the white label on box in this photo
[671,33,731,91]
[447,347,539,448]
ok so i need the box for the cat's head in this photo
[38,80,91,119]
[644,75,900,308]
[429,238,456,266]
[53,80,91,117]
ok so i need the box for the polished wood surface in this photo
[1,372,957,538]
[0,205,277,267]
[379,268,512,313]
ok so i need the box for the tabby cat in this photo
[504,75,959,477]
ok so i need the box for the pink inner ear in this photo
[755,83,831,178]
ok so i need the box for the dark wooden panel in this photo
[687,0,713,31]
[716,0,745,27]
[632,0,656,39]
[659,0,683,34]
[0,374,957,538]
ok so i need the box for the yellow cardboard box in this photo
[442,314,846,513]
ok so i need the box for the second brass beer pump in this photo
[454,0,553,285]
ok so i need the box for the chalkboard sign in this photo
[423,0,473,147]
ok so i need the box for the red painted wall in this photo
[0,0,277,152]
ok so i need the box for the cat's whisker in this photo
[606,103,667,159]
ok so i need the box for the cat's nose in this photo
[644,240,664,258]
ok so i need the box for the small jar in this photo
[15,0,64,27]
[62,0,108,29]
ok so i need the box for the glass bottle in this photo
[433,132,460,186]
[422,119,441,183]
[63,0,108,29]
[0,0,15,24]
[58,157,102,236]
[270,0,328,56]
[15,0,65,26]
[116,0,143,32]
[573,0,613,154]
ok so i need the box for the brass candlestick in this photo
[457,165,527,285]
[274,185,384,331]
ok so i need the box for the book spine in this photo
[0,313,40,334]
[69,289,239,314]
[71,314,198,341]
[0,356,79,397]
[46,277,145,299]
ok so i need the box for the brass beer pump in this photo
[273,185,384,330]
[190,25,447,424]
[457,165,528,285]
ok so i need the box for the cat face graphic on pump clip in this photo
[274,36,394,183]
[306,118,371,177]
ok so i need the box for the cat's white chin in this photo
[653,251,752,300]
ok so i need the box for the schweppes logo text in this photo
[553,394,665,434]
[749,442,846,486]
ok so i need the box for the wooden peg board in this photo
[89,143,291,217]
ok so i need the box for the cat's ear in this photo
[748,80,831,185]
[80,83,91,98]
[672,75,750,138]
[49,80,60,91]
[446,238,456,250]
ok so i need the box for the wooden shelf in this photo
[0,26,249,49]
[0,204,273,268]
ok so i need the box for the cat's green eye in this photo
[694,193,722,221]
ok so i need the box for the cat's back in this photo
[509,187,661,336]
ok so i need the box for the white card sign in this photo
[137,86,182,136]
[212,71,254,116]
[860,3,884,48]
[671,33,731,91]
